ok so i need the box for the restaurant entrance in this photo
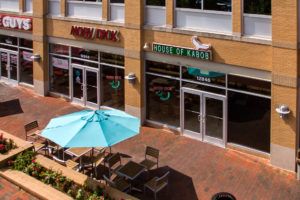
[71,64,99,108]
[181,87,227,147]
[0,50,18,85]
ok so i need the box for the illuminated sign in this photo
[154,86,172,101]
[0,15,32,31]
[71,26,119,42]
[106,75,122,89]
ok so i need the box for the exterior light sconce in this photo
[275,104,290,119]
[143,42,150,49]
[125,72,136,84]
[31,54,41,62]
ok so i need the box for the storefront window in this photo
[71,47,98,62]
[71,59,99,68]
[110,0,123,3]
[244,0,271,15]
[146,60,179,77]
[176,0,231,11]
[101,65,124,110]
[228,75,271,96]
[20,50,33,85]
[50,56,69,95]
[146,0,165,6]
[0,35,18,46]
[20,38,33,49]
[182,82,226,95]
[228,91,270,153]
[50,44,69,56]
[146,75,180,127]
[182,66,225,86]
[100,52,124,66]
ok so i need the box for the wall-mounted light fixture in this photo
[275,104,290,118]
[143,42,150,49]
[31,53,41,62]
[125,72,136,84]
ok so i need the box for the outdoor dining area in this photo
[24,109,169,200]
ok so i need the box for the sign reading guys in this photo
[0,15,32,31]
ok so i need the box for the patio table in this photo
[65,147,92,171]
[116,160,146,192]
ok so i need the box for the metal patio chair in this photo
[103,174,131,193]
[140,146,159,171]
[24,120,42,142]
[107,153,123,178]
[83,149,106,178]
[144,171,170,200]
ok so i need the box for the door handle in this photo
[198,115,201,122]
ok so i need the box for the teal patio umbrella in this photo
[41,109,140,148]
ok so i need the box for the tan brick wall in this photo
[19,0,24,13]
[46,19,125,48]
[271,85,297,149]
[61,0,66,16]
[166,0,174,27]
[144,30,272,71]
[102,0,109,21]
[232,0,242,36]
[272,47,298,77]
[125,0,143,26]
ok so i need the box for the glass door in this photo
[0,51,18,84]
[182,89,203,140]
[72,65,99,108]
[85,69,99,108]
[203,93,226,147]
[72,66,84,106]
[181,88,227,147]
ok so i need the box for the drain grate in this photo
[212,192,236,200]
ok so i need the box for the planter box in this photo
[0,168,72,200]
[0,129,33,168]
[36,154,139,200]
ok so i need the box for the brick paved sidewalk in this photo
[0,177,37,200]
[0,82,300,200]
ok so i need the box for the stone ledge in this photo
[0,168,72,200]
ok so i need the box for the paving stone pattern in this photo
[0,82,300,200]
[0,177,37,200]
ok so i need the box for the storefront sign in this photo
[52,57,68,70]
[0,15,32,31]
[153,42,212,61]
[71,26,119,42]
[106,76,122,89]
[154,86,172,101]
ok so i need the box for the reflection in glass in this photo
[184,93,200,133]
[10,54,18,81]
[71,59,98,68]
[20,39,33,49]
[244,0,271,15]
[73,68,83,100]
[228,91,270,153]
[50,44,69,56]
[100,65,124,110]
[203,0,231,12]
[110,0,124,3]
[20,50,33,84]
[146,0,165,6]
[100,52,124,66]
[146,75,180,127]
[228,75,271,96]
[182,66,225,86]
[50,56,69,95]
[146,60,179,77]
[86,71,98,104]
[205,97,223,139]
[0,35,18,46]
[176,0,201,9]
[72,47,98,62]
[1,52,8,78]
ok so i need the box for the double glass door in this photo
[72,65,99,108]
[181,88,227,147]
[0,51,18,84]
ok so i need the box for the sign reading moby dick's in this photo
[0,15,32,31]
[71,25,119,42]
[153,42,212,61]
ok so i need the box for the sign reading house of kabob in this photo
[71,25,119,42]
[0,15,32,31]
[152,36,212,61]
